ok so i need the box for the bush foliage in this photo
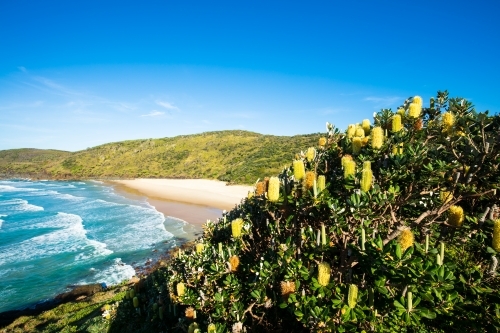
[112,91,500,332]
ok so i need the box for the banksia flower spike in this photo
[392,114,402,132]
[196,243,204,254]
[306,147,316,162]
[280,281,296,298]
[440,190,453,204]
[177,282,185,297]
[347,124,356,138]
[231,218,244,238]
[493,219,500,252]
[352,137,362,155]
[448,205,464,227]
[133,296,139,308]
[304,171,316,190]
[317,175,326,192]
[361,136,370,147]
[363,161,371,171]
[255,181,266,196]
[185,307,195,319]
[267,176,280,202]
[361,168,373,192]
[362,119,371,135]
[442,112,455,134]
[413,96,423,106]
[397,108,406,117]
[341,155,353,169]
[207,324,216,333]
[293,160,306,181]
[371,127,384,149]
[318,262,331,286]
[343,160,356,179]
[318,137,327,147]
[355,127,365,138]
[430,97,435,110]
[408,102,422,118]
[398,227,414,252]
[229,255,240,272]
[348,284,358,309]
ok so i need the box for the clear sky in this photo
[1,0,498,151]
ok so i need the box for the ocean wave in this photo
[0,185,39,193]
[0,198,44,213]
[78,258,136,286]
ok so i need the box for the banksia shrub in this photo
[267,176,280,202]
[280,281,296,298]
[362,119,371,135]
[196,243,204,253]
[343,160,356,179]
[293,160,305,181]
[493,219,500,252]
[361,168,373,192]
[317,175,326,192]
[177,282,185,297]
[348,284,358,309]
[229,255,240,272]
[448,205,464,227]
[352,137,362,155]
[398,227,414,252]
[318,137,327,147]
[408,102,422,118]
[304,171,316,190]
[231,218,244,238]
[318,262,331,286]
[392,114,402,132]
[306,147,316,162]
[371,127,384,149]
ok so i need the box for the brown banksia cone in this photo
[304,171,316,190]
[280,281,296,298]
[185,307,195,319]
[255,181,266,196]
[229,255,240,272]
[414,118,423,130]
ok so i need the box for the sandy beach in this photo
[110,179,253,228]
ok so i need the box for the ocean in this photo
[0,179,195,313]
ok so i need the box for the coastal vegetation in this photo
[3,91,500,332]
[0,131,319,184]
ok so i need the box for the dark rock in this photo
[55,283,103,303]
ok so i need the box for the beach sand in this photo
[110,179,252,228]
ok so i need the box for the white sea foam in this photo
[0,198,44,212]
[78,258,136,286]
[0,212,110,266]
[0,185,39,193]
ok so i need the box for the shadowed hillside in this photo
[0,131,320,184]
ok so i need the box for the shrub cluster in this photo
[115,91,500,332]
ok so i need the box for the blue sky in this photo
[1,0,498,151]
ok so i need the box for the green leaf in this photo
[395,243,402,260]
[394,300,405,309]
[419,308,437,319]
[294,310,303,318]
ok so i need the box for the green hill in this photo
[0,131,320,184]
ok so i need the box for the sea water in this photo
[0,179,192,313]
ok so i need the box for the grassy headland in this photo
[0,130,319,184]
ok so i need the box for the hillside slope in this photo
[0,131,320,184]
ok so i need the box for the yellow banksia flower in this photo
[448,205,464,227]
[318,137,327,147]
[352,137,362,155]
[280,281,296,297]
[229,255,240,272]
[440,190,453,204]
[361,136,369,147]
[293,160,305,181]
[247,191,254,199]
[361,169,373,192]
[347,124,356,138]
[317,175,326,192]
[397,108,406,117]
[371,127,384,149]
[231,218,244,238]
[413,96,423,106]
[343,160,356,179]
[362,119,371,135]
[348,284,358,309]
[355,127,365,138]
[267,176,280,202]
[408,102,422,118]
[304,171,316,190]
[392,114,402,132]
[341,155,353,169]
[177,282,185,297]
[185,307,195,319]
[363,161,371,170]
[255,181,266,196]
[196,243,204,254]
[306,147,316,162]
[492,219,500,252]
[442,112,455,133]
[318,262,331,286]
[207,324,216,333]
[398,227,414,252]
